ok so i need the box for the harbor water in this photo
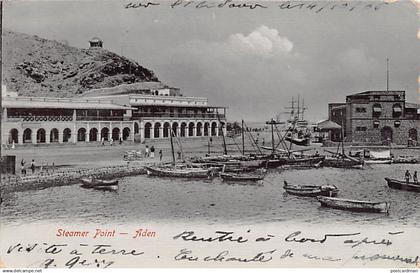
[1,164,419,228]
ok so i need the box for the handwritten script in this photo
[123,0,390,12]
[4,229,419,267]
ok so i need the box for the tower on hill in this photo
[89,37,103,48]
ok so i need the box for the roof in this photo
[2,97,134,110]
[80,82,174,97]
[90,37,102,42]
[405,102,420,109]
[347,90,405,97]
[317,120,342,130]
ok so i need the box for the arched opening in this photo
[219,122,225,136]
[77,128,87,142]
[112,128,120,141]
[101,128,109,141]
[134,123,139,134]
[180,122,187,137]
[89,128,98,142]
[204,122,209,136]
[50,128,59,143]
[409,128,418,142]
[154,123,161,138]
[211,122,217,136]
[9,129,19,144]
[37,128,46,143]
[380,126,393,143]
[123,127,130,140]
[144,122,152,139]
[23,128,32,143]
[63,128,71,142]
[188,122,194,137]
[196,122,203,136]
[163,122,171,138]
[172,122,179,136]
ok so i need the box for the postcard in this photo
[1,0,419,269]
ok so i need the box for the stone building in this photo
[328,90,419,145]
[1,82,227,146]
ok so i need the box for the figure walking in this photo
[145,145,149,157]
[20,159,26,175]
[150,146,155,158]
[159,150,163,161]
[405,170,411,183]
[413,171,418,184]
[30,159,36,174]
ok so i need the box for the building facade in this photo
[328,90,419,145]
[1,82,227,146]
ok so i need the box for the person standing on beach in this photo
[20,159,25,175]
[150,146,155,158]
[101,137,105,146]
[30,159,36,174]
[159,150,163,161]
[145,145,149,157]
[414,171,418,184]
[405,170,411,183]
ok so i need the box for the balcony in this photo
[76,116,124,121]
[6,115,73,122]
[133,112,225,120]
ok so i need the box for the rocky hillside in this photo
[2,30,159,97]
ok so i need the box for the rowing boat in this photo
[283,181,338,197]
[145,165,215,178]
[317,196,390,214]
[384,177,420,192]
[80,178,119,191]
[219,172,265,182]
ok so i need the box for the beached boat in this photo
[320,157,363,169]
[283,181,338,197]
[261,156,325,169]
[317,196,390,214]
[364,159,393,164]
[392,156,418,164]
[384,177,420,192]
[145,165,216,178]
[80,178,119,191]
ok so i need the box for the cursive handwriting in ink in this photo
[303,253,341,262]
[173,231,248,243]
[125,1,160,8]
[285,231,361,244]
[353,253,419,265]
[174,248,276,263]
[7,243,38,254]
[344,237,392,248]
[91,244,144,256]
[170,0,267,10]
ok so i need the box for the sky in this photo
[3,0,420,122]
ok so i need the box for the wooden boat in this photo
[219,172,265,182]
[285,136,310,146]
[261,156,325,169]
[385,177,420,192]
[283,181,338,197]
[364,159,392,164]
[317,196,390,214]
[320,157,363,169]
[392,157,418,164]
[80,178,119,190]
[145,165,215,178]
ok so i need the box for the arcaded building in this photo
[1,82,227,146]
[328,90,419,145]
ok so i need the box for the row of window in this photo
[357,120,402,131]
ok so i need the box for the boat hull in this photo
[385,177,420,192]
[80,178,119,190]
[321,158,363,169]
[317,196,390,214]
[145,166,212,178]
[283,181,338,197]
[220,173,264,182]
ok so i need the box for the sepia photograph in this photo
[0,0,419,269]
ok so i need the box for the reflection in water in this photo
[1,164,419,227]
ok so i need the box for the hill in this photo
[2,30,159,97]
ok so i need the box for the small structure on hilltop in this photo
[89,37,103,48]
